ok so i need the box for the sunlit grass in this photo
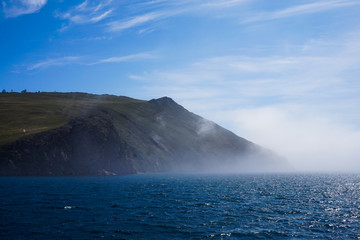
[0,92,144,145]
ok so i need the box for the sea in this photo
[1,173,360,239]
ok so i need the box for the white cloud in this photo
[243,0,360,23]
[107,12,165,32]
[58,0,113,26]
[136,52,359,103]
[106,0,250,32]
[89,9,112,23]
[26,52,158,71]
[75,0,89,11]
[3,0,47,18]
[27,56,82,71]
[201,0,250,8]
[90,52,158,65]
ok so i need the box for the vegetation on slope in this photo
[0,92,143,145]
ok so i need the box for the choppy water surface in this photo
[1,174,360,239]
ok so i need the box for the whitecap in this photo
[64,206,76,209]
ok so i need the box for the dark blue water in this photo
[1,174,360,239]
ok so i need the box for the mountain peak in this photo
[149,96,176,104]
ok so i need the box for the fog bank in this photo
[229,106,360,172]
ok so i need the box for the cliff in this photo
[0,92,285,176]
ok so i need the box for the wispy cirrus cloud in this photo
[2,0,47,18]
[243,0,360,23]
[107,12,166,32]
[201,0,250,8]
[58,0,113,27]
[135,51,360,103]
[27,56,82,71]
[26,52,158,71]
[130,30,360,110]
[134,0,249,9]
[56,0,358,33]
[54,0,250,33]
[90,52,158,65]
[107,0,250,32]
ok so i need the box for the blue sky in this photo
[1,0,360,171]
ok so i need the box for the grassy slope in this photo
[0,92,144,146]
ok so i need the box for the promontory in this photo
[0,92,286,176]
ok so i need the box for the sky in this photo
[1,0,360,172]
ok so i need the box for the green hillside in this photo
[0,92,143,145]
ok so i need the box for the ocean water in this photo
[1,174,360,239]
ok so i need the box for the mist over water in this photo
[166,117,292,174]
[203,106,360,173]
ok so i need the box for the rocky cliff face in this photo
[0,93,286,176]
